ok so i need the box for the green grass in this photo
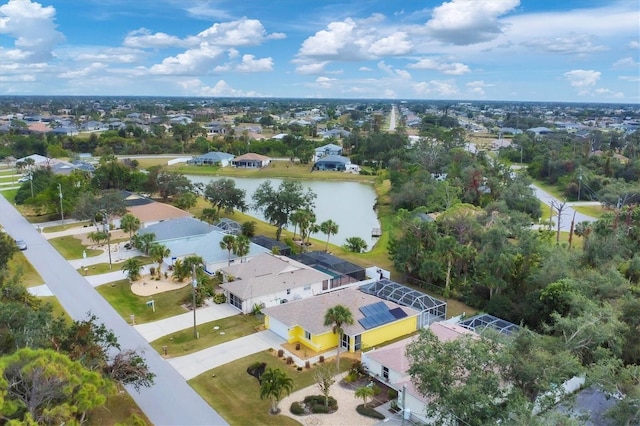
[48,235,102,259]
[0,188,18,202]
[150,314,263,354]
[43,221,92,233]
[189,350,350,425]
[78,256,153,276]
[88,391,152,426]
[532,179,565,199]
[572,204,604,218]
[39,296,71,321]
[97,279,192,323]
[8,251,44,287]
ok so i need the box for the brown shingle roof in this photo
[127,202,192,224]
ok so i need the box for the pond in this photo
[185,175,381,250]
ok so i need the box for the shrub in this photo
[305,361,310,369]
[372,384,381,396]
[388,388,398,400]
[303,395,337,408]
[278,349,284,357]
[246,362,266,383]
[311,404,329,414]
[349,360,367,377]
[290,401,305,415]
[213,293,226,304]
[149,267,156,276]
[356,404,385,419]
[319,355,324,363]
[297,366,303,371]
[286,356,293,365]
[344,372,358,383]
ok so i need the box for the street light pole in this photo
[192,264,198,339]
[58,183,64,225]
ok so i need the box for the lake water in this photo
[185,175,381,250]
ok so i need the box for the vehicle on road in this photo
[15,239,27,250]
[18,175,30,182]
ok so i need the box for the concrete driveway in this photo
[168,330,285,380]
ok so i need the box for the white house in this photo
[219,253,332,313]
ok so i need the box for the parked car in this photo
[15,240,27,250]
[18,175,30,183]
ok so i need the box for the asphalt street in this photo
[0,196,228,426]
[530,184,597,232]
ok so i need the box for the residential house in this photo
[313,143,343,162]
[138,217,269,273]
[118,193,192,228]
[262,287,420,354]
[312,154,352,171]
[187,151,235,166]
[219,253,332,313]
[231,153,271,168]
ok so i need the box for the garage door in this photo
[267,316,290,340]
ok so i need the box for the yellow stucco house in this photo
[262,287,420,353]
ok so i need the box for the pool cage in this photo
[359,279,447,328]
[458,314,520,336]
[290,251,366,290]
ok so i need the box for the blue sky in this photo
[1,0,638,103]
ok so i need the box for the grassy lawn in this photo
[150,314,263,355]
[48,235,102,259]
[189,350,351,425]
[79,256,153,276]
[532,178,565,199]
[572,204,604,218]
[554,231,584,250]
[0,188,17,202]
[39,296,71,321]
[97,279,192,323]
[42,221,92,233]
[9,251,44,287]
[88,391,152,426]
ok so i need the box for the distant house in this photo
[203,121,228,136]
[250,235,291,256]
[219,253,333,313]
[231,153,271,168]
[262,287,420,354]
[320,129,351,139]
[313,143,343,162]
[312,154,352,171]
[187,151,235,167]
[527,126,553,136]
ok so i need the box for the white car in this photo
[15,240,27,250]
[18,175,30,183]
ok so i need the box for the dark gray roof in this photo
[138,217,218,241]
[315,154,349,164]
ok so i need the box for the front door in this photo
[341,333,350,351]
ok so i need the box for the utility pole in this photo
[102,211,112,269]
[577,174,582,201]
[192,264,198,339]
[58,183,64,225]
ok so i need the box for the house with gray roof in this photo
[313,143,343,162]
[186,151,235,167]
[312,154,352,171]
[219,253,332,313]
[138,217,218,242]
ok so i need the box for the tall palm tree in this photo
[320,219,339,252]
[355,385,375,408]
[120,213,141,244]
[149,243,170,278]
[323,305,354,369]
[121,257,143,282]
[233,235,250,263]
[132,232,155,255]
[219,234,236,266]
[259,367,294,414]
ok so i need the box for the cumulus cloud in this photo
[564,69,601,87]
[377,61,412,79]
[192,18,272,47]
[295,62,329,75]
[58,62,107,79]
[235,54,273,72]
[466,80,494,96]
[521,34,606,54]
[408,57,470,75]
[124,28,187,49]
[177,78,265,97]
[0,0,65,62]
[413,79,459,97]
[425,0,519,45]
[315,76,337,89]
[613,57,639,69]
[148,42,224,75]
[297,16,414,61]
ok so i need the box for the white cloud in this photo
[295,62,329,75]
[58,62,107,79]
[0,0,65,62]
[564,69,601,87]
[594,87,624,98]
[408,57,470,75]
[60,46,145,64]
[368,32,412,56]
[521,34,606,54]
[147,42,224,75]
[359,66,373,71]
[413,79,460,97]
[123,28,186,49]
[177,79,265,97]
[235,54,273,72]
[613,57,639,69]
[466,80,494,96]
[425,0,520,45]
[193,18,272,47]
[315,76,336,89]
[629,41,639,49]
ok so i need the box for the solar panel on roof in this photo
[359,301,388,316]
[390,307,407,319]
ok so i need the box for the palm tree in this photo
[259,367,294,414]
[290,210,305,242]
[323,305,354,369]
[121,257,143,282]
[320,219,339,252]
[354,385,375,408]
[120,213,141,244]
[149,243,170,278]
[219,234,236,266]
[132,232,155,255]
[233,235,250,263]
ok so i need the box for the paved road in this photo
[530,184,597,232]
[0,196,228,426]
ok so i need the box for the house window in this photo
[341,333,349,350]
[304,330,311,341]
[354,334,361,351]
[382,366,389,380]
[286,289,291,295]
